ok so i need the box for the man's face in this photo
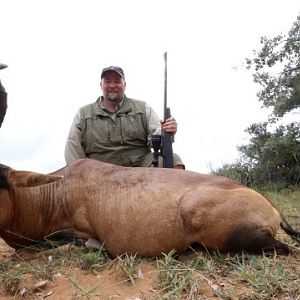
[100,71,126,103]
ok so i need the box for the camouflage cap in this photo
[101,66,125,79]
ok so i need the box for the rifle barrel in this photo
[163,52,167,120]
[162,51,174,168]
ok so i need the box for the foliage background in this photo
[213,14,300,189]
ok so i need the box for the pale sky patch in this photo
[1,0,299,173]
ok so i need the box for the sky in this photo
[1,0,300,174]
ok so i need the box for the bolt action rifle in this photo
[152,52,174,168]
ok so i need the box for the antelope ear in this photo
[10,171,63,187]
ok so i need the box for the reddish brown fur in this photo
[0,159,297,256]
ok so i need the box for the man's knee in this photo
[173,153,185,170]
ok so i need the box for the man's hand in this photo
[161,117,177,135]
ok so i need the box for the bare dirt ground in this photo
[0,240,160,300]
[0,238,249,300]
[0,236,299,300]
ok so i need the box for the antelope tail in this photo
[280,213,300,242]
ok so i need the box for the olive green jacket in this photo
[65,96,161,167]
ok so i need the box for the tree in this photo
[245,15,300,118]
[238,122,300,187]
[213,14,300,189]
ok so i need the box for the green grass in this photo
[116,253,141,285]
[265,189,300,231]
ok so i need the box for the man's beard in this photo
[106,93,122,102]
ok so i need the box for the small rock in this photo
[32,280,49,291]
[20,288,27,296]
